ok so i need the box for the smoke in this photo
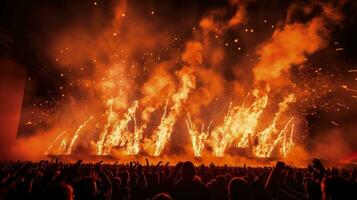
[252,1,344,85]
[310,128,352,161]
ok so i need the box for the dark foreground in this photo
[0,159,356,200]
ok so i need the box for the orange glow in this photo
[37,0,346,161]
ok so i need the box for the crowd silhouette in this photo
[0,158,356,200]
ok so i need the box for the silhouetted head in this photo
[152,193,174,200]
[77,177,97,199]
[304,179,322,200]
[148,172,160,185]
[112,177,121,190]
[43,183,74,200]
[182,161,195,180]
[321,177,353,200]
[228,177,250,200]
[216,175,226,185]
[120,170,130,185]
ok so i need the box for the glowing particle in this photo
[94,1,98,6]
[151,11,155,15]
[250,29,254,32]
[331,121,339,126]
[121,13,125,17]
[234,38,238,43]
[113,32,117,36]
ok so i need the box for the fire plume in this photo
[186,113,211,157]
[40,0,348,161]
[146,67,196,156]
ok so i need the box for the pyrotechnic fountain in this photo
[20,0,349,161]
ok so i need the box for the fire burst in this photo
[145,68,196,156]
[44,0,346,159]
[186,113,211,157]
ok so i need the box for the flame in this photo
[96,99,117,155]
[146,67,196,156]
[281,123,295,157]
[253,94,296,157]
[99,101,139,155]
[46,91,296,158]
[186,113,211,157]
[210,92,268,157]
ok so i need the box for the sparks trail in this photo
[96,99,116,155]
[342,85,357,93]
[210,92,268,157]
[100,101,139,155]
[186,113,212,157]
[45,131,66,155]
[46,91,297,158]
[253,94,296,158]
[147,68,196,156]
[65,116,94,155]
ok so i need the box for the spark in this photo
[342,85,357,93]
[331,121,339,126]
